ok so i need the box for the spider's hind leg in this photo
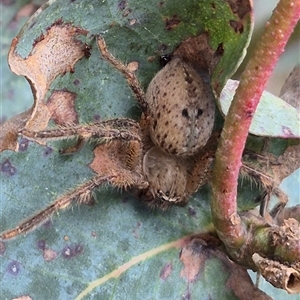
[0,175,107,240]
[0,138,148,241]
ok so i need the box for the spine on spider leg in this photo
[0,176,107,240]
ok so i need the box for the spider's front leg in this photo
[97,36,148,112]
[1,120,148,240]
[20,118,141,154]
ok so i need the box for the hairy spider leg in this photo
[240,163,288,225]
[20,118,141,154]
[0,169,147,240]
[0,176,107,240]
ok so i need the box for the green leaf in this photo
[220,80,300,138]
[0,1,298,299]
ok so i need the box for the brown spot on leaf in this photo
[133,221,142,238]
[83,44,92,58]
[43,247,58,261]
[122,8,132,17]
[147,55,156,62]
[46,90,78,126]
[180,235,220,283]
[160,262,173,280]
[229,20,244,34]
[43,220,52,229]
[165,15,181,31]
[180,238,208,282]
[93,114,101,121]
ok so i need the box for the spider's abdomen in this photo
[146,57,215,157]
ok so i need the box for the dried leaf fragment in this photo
[253,253,300,294]
[0,110,31,152]
[0,21,89,153]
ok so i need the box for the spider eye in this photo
[165,191,170,197]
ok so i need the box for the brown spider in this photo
[0,36,289,241]
[0,36,218,240]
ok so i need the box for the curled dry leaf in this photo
[0,21,88,152]
[252,252,300,294]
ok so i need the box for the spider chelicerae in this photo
[0,36,286,240]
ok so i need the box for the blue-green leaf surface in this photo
[1,1,299,299]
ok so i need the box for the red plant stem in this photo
[211,0,300,249]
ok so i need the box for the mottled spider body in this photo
[0,37,217,240]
